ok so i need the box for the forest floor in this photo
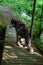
[1,42,43,65]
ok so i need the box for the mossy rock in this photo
[0,13,7,27]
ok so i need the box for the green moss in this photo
[0,13,7,28]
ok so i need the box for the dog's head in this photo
[11,18,18,28]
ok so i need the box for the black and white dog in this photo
[11,18,34,53]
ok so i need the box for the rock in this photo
[0,6,13,24]
[21,12,31,21]
[5,25,17,45]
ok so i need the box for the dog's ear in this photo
[11,19,16,25]
[11,19,14,24]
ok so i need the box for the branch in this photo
[30,0,36,40]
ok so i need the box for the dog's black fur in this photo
[11,18,30,46]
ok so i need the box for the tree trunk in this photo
[30,0,36,40]
[38,4,43,37]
